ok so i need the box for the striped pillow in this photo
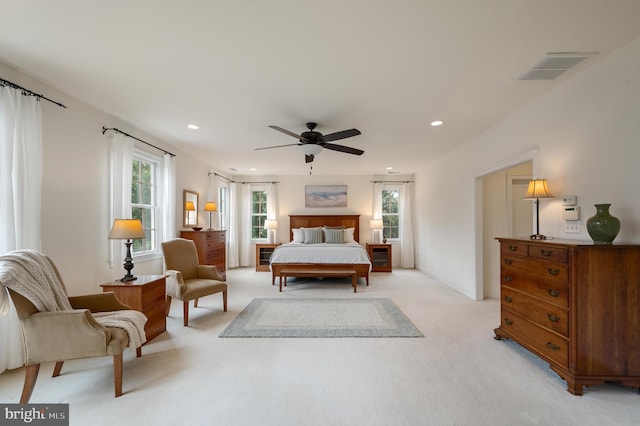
[324,227,344,244]
[302,227,324,244]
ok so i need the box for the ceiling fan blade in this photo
[322,128,361,142]
[323,143,364,156]
[254,143,301,151]
[305,154,315,163]
[269,125,303,139]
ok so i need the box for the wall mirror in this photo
[183,189,199,228]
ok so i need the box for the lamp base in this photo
[529,234,549,240]
[120,274,137,282]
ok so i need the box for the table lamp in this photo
[204,202,217,230]
[264,220,278,243]
[523,179,554,240]
[370,219,383,243]
[109,219,145,282]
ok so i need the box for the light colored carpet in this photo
[219,298,423,337]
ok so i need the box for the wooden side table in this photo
[100,275,167,343]
[366,243,392,272]
[255,243,281,272]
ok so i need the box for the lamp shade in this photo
[523,179,554,199]
[204,202,217,212]
[264,219,278,230]
[185,201,196,211]
[370,219,383,230]
[300,144,323,156]
[108,219,145,240]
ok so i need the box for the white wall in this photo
[0,62,213,296]
[415,35,640,300]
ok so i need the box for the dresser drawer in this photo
[528,244,569,264]
[502,257,569,284]
[501,268,568,308]
[500,311,568,368]
[205,231,225,243]
[501,241,529,258]
[501,287,568,336]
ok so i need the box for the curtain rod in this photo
[371,180,414,183]
[1,77,67,108]
[208,172,278,184]
[102,127,175,157]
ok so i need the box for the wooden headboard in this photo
[289,215,360,242]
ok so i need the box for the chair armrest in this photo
[69,292,132,312]
[198,265,225,281]
[20,310,114,363]
[166,270,186,297]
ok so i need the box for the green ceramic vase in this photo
[586,204,620,244]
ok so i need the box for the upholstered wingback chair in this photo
[161,238,227,326]
[0,252,145,403]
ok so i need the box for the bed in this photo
[270,214,372,286]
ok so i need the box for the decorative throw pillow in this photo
[292,228,304,243]
[324,227,344,244]
[343,227,356,243]
[302,227,324,244]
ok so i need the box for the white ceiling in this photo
[2,1,640,176]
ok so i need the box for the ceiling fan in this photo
[256,122,363,163]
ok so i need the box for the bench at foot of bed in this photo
[279,269,360,293]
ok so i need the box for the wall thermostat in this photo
[563,194,578,206]
[563,206,580,221]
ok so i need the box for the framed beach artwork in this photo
[305,185,347,207]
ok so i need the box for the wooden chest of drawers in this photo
[180,230,226,279]
[494,238,640,395]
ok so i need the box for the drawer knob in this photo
[504,296,513,303]
[505,318,513,325]
[504,276,513,283]
[547,289,560,297]
[547,314,560,323]
[547,268,560,276]
[545,342,561,351]
[540,249,553,257]
[508,245,518,251]
[504,258,512,265]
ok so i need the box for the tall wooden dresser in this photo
[494,237,640,395]
[180,230,226,280]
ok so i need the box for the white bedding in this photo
[270,242,372,269]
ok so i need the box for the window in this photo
[382,188,400,240]
[218,185,228,230]
[131,154,157,254]
[251,189,267,239]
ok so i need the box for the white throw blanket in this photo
[0,249,147,348]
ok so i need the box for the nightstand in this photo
[366,243,392,272]
[256,243,281,272]
[100,275,167,342]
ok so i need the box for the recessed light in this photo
[430,120,443,127]
[386,167,393,170]
[187,124,199,130]
[250,168,257,171]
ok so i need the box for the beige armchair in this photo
[0,253,145,403]
[161,238,227,326]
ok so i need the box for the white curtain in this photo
[266,183,279,243]
[108,132,133,269]
[227,182,240,268]
[0,87,42,372]
[372,182,383,220]
[399,182,415,268]
[161,153,176,242]
[238,184,252,266]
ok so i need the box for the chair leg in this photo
[113,353,123,398]
[136,347,142,358]
[183,301,189,326]
[194,297,199,308]
[223,290,227,312]
[52,361,64,377]
[165,295,172,316]
[20,364,40,403]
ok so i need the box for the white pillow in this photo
[343,227,355,243]
[292,228,304,243]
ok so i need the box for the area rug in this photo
[219,298,423,338]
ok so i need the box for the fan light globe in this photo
[300,144,323,156]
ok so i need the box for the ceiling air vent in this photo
[519,52,597,81]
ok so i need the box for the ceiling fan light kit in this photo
[257,122,363,164]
